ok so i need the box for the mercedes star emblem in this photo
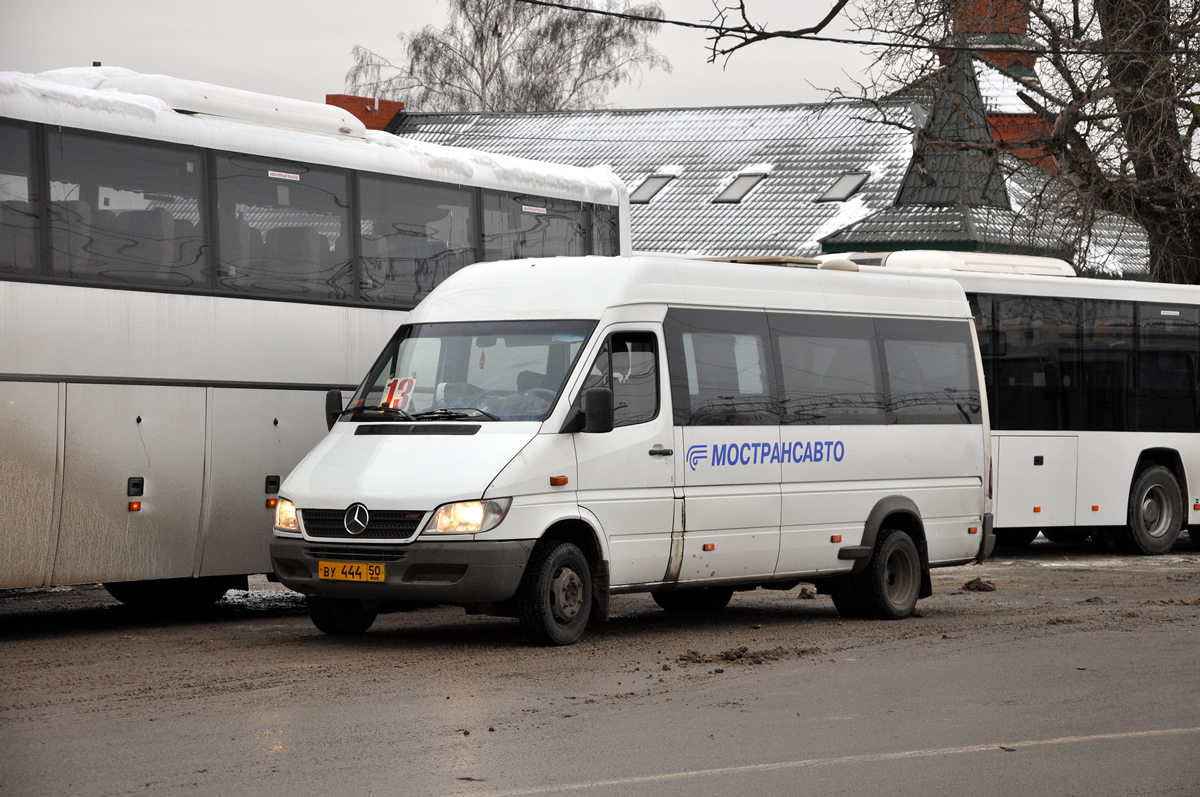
[344,503,370,535]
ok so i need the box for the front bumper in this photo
[270,536,536,604]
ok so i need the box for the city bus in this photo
[0,67,629,607]
[823,250,1200,555]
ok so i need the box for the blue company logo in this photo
[686,440,845,471]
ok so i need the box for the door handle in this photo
[648,447,673,456]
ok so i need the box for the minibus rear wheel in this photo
[306,596,377,635]
[830,529,921,620]
[517,540,592,646]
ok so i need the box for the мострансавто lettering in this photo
[686,441,845,471]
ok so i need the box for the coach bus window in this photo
[357,175,477,308]
[769,313,885,425]
[214,154,352,300]
[990,296,1082,430]
[46,130,207,289]
[591,204,619,256]
[1080,299,1134,431]
[1136,304,1199,433]
[876,318,981,425]
[664,309,779,425]
[482,191,589,260]
[0,121,38,275]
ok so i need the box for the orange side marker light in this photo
[266,498,279,509]
[702,543,716,552]
[968,526,978,535]
[830,535,843,543]
[1092,505,1100,512]
[549,476,569,487]
[1033,506,1041,513]
[128,501,142,512]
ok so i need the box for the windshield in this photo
[345,320,596,423]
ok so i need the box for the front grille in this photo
[301,508,426,540]
[304,545,409,563]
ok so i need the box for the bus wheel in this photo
[994,528,1039,547]
[651,587,734,613]
[306,596,377,635]
[1127,465,1183,555]
[1042,528,1091,545]
[832,530,921,620]
[517,541,592,646]
[103,577,231,611]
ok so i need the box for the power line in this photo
[513,0,1196,59]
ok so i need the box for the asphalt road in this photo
[2,539,1198,796]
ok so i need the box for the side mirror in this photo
[325,388,344,431]
[583,388,614,434]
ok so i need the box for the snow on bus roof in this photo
[0,68,625,205]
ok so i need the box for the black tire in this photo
[651,587,734,613]
[1042,528,1092,545]
[103,577,231,611]
[994,528,1039,547]
[517,541,592,646]
[1126,465,1183,555]
[306,596,377,635]
[830,530,922,620]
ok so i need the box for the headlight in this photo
[423,498,511,534]
[274,499,299,533]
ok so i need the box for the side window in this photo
[46,129,208,288]
[358,174,478,308]
[214,153,352,300]
[1136,304,1199,433]
[584,332,659,426]
[664,309,778,426]
[482,191,589,260]
[1080,299,1134,432]
[876,318,982,425]
[769,312,885,425]
[0,120,39,275]
[991,296,1082,431]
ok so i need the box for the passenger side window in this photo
[664,309,778,425]
[876,318,982,424]
[584,332,659,426]
[769,312,885,425]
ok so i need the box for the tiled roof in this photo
[388,60,1149,274]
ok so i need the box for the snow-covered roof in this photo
[389,54,1149,277]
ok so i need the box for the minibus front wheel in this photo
[517,540,592,646]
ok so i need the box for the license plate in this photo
[317,561,385,583]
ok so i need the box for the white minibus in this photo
[270,255,994,645]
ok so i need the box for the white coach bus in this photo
[270,256,993,645]
[825,250,1200,555]
[0,67,628,606]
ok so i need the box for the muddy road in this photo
[2,539,1199,796]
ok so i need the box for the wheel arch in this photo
[537,518,611,621]
[850,496,932,599]
[1133,448,1188,507]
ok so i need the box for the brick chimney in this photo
[943,0,1037,75]
[325,94,405,131]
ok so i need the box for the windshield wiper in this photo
[412,407,501,421]
[339,404,415,421]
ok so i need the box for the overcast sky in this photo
[0,0,876,109]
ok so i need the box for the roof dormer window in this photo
[713,164,771,203]
[817,171,870,202]
[630,166,682,204]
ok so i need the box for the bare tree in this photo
[346,0,670,113]
[708,0,1200,283]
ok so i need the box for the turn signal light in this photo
[968,527,978,535]
[830,535,842,543]
[128,501,142,512]
[1093,505,1100,512]
[549,476,569,487]
[266,498,279,509]
[702,543,715,552]
[1033,506,1042,513]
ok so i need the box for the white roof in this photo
[407,255,973,324]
